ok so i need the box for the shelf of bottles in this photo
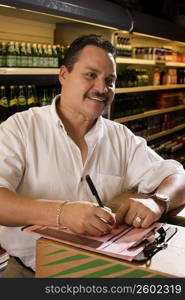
[0,40,68,72]
[148,130,185,167]
[0,84,60,123]
[114,104,185,123]
[113,90,185,118]
[112,90,185,141]
[115,64,185,93]
[114,32,185,97]
[114,33,185,67]
[146,123,185,141]
[123,111,185,142]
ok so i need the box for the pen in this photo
[85,174,104,207]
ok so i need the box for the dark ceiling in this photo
[106,0,185,24]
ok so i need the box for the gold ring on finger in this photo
[135,216,144,223]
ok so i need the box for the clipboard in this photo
[22,222,177,262]
[133,224,177,261]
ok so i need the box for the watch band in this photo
[139,192,170,215]
[150,193,170,215]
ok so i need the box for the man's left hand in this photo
[115,195,165,228]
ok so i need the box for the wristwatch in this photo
[150,193,170,215]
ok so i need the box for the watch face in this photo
[154,193,169,202]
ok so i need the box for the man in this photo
[0,34,185,277]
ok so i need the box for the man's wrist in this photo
[149,193,170,215]
[139,192,170,215]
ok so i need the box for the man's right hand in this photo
[60,201,115,236]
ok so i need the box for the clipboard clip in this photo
[133,225,177,262]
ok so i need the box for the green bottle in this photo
[37,44,44,68]
[9,85,18,116]
[1,41,7,67]
[56,44,65,67]
[20,42,28,67]
[27,85,36,108]
[32,43,39,68]
[14,42,21,67]
[52,45,59,68]
[0,85,9,121]
[40,88,49,106]
[6,41,16,67]
[17,85,27,111]
[0,42,3,67]
[47,44,53,68]
[42,44,49,68]
[26,43,33,67]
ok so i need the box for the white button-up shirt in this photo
[0,95,184,270]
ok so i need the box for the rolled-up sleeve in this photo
[124,131,185,193]
[0,117,26,192]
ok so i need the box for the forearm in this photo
[0,187,61,227]
[0,188,115,237]
[154,173,185,212]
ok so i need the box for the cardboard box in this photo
[36,224,185,278]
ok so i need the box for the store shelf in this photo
[115,84,185,94]
[165,62,185,67]
[113,105,185,123]
[116,57,185,68]
[116,57,155,65]
[146,123,185,141]
[0,68,60,75]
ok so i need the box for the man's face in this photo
[59,45,116,120]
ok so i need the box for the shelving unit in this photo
[115,55,185,93]
[116,57,155,65]
[146,123,185,141]
[113,31,185,159]
[114,104,185,144]
[116,84,185,94]
[0,68,59,75]
[116,57,185,68]
[166,62,185,67]
[113,104,185,123]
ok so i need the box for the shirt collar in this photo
[85,115,104,142]
[50,94,104,141]
[50,94,65,129]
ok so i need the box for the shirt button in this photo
[80,177,83,182]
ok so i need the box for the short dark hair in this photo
[63,34,116,72]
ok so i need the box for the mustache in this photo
[86,92,107,101]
